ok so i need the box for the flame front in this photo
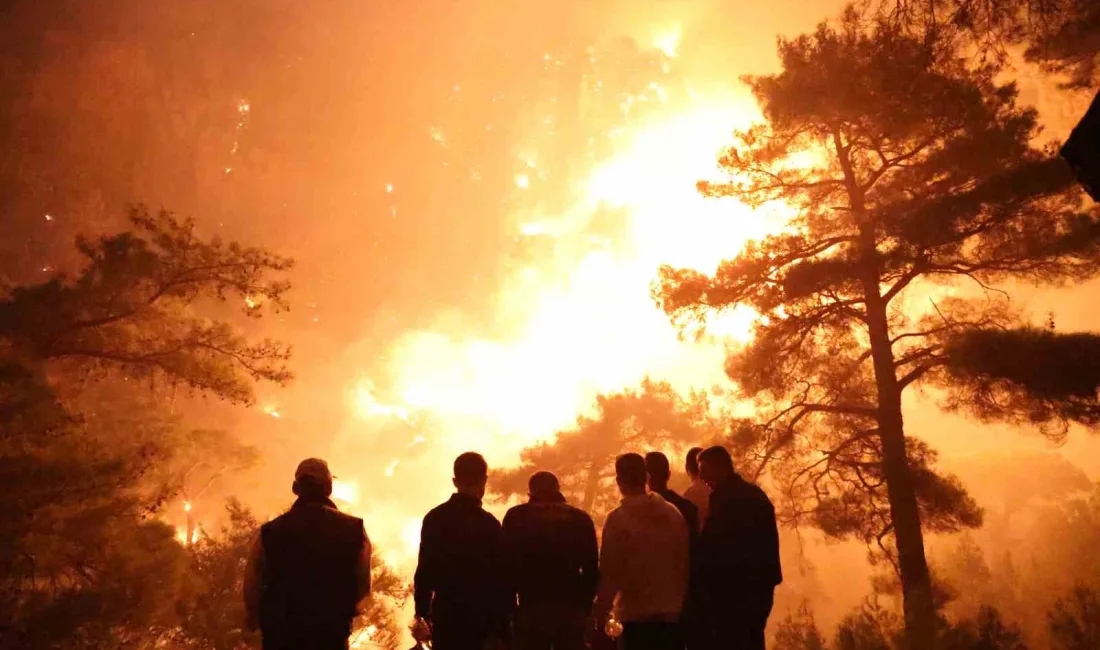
[331,59,796,568]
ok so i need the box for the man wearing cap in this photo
[413,452,511,650]
[244,458,372,650]
[502,471,599,650]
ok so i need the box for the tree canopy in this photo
[875,0,1100,88]
[0,208,293,405]
[0,211,307,648]
[654,10,1100,646]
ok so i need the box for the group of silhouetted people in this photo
[244,447,781,650]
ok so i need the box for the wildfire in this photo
[360,101,779,446]
[175,526,201,546]
[652,24,682,58]
[350,624,379,649]
[331,479,360,505]
[354,384,410,421]
[322,30,815,578]
[184,501,192,512]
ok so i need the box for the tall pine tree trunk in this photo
[845,143,937,645]
[582,459,600,513]
[861,254,937,648]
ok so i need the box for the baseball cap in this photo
[294,458,333,484]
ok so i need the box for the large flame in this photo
[332,88,793,568]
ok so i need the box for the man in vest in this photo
[244,458,372,650]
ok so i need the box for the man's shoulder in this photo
[328,507,365,528]
[717,477,775,511]
[504,501,535,519]
[685,481,711,497]
[263,504,362,535]
[603,504,626,528]
[563,502,594,524]
[656,494,687,520]
[422,500,452,525]
[667,490,697,514]
[736,477,774,504]
[478,505,502,527]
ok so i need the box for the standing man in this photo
[682,447,711,532]
[594,453,688,650]
[413,452,510,650]
[694,446,782,650]
[645,452,699,546]
[244,458,372,650]
[502,471,599,650]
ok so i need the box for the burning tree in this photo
[654,11,1100,647]
[493,379,725,520]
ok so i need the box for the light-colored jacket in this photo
[596,492,689,623]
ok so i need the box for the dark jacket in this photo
[502,494,599,608]
[252,497,370,648]
[653,487,699,550]
[694,474,781,605]
[414,493,510,636]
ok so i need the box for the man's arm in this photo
[487,517,513,641]
[593,513,622,623]
[412,515,435,619]
[243,533,264,631]
[356,527,372,606]
[762,497,783,587]
[696,491,709,532]
[579,513,600,607]
[695,492,737,597]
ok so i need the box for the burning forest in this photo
[2,0,1100,649]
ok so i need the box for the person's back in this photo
[417,494,505,615]
[504,498,598,606]
[693,446,781,650]
[503,472,599,650]
[596,454,689,650]
[697,474,781,597]
[602,493,689,617]
[413,452,510,650]
[261,501,366,646]
[245,458,371,650]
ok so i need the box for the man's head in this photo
[453,452,489,500]
[528,471,564,503]
[697,445,735,489]
[615,453,648,497]
[686,446,704,480]
[293,457,333,499]
[644,451,671,491]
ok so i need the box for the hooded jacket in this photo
[596,492,688,622]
